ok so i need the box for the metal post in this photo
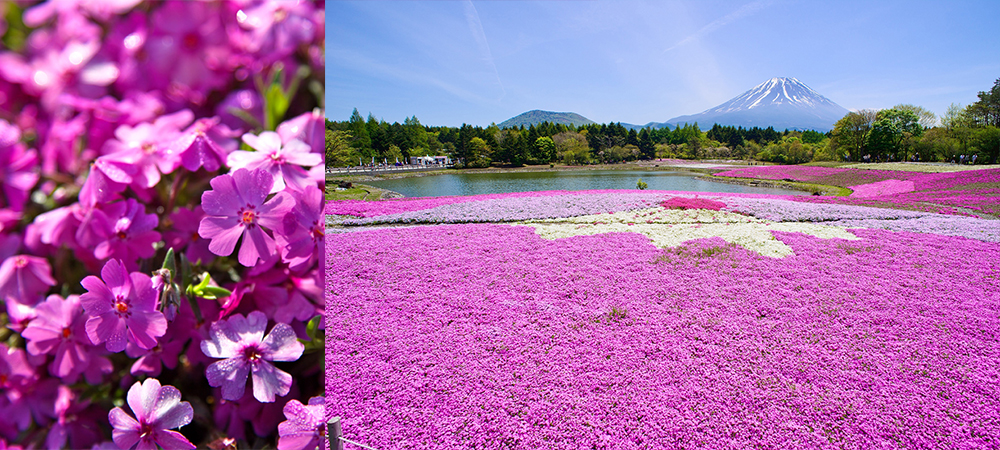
[328,417,343,450]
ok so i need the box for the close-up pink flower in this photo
[199,168,294,267]
[277,396,327,450]
[79,258,167,353]
[108,378,195,450]
[21,294,110,382]
[0,0,322,446]
[228,131,321,193]
[0,254,56,306]
[201,311,304,403]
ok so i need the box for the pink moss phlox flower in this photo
[171,116,239,172]
[47,385,100,450]
[229,131,321,193]
[5,299,37,334]
[23,0,141,26]
[108,378,195,450]
[35,112,89,176]
[21,294,101,381]
[277,396,327,450]
[245,266,321,324]
[212,387,296,440]
[163,206,214,265]
[0,120,39,212]
[277,110,324,155]
[28,203,86,254]
[276,185,322,271]
[236,0,317,62]
[0,254,56,305]
[0,343,34,393]
[76,198,161,264]
[78,163,128,208]
[661,196,727,211]
[125,302,194,377]
[201,311,304,403]
[199,168,294,267]
[96,109,193,189]
[144,1,233,105]
[849,179,916,198]
[79,258,167,353]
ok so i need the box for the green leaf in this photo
[162,247,177,276]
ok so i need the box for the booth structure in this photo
[409,155,452,166]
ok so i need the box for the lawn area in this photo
[326,170,1000,449]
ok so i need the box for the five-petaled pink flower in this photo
[108,378,195,450]
[228,131,321,193]
[277,396,327,450]
[79,258,167,352]
[199,168,294,267]
[201,311,304,403]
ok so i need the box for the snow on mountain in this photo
[664,77,849,132]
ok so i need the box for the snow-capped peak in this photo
[705,77,839,114]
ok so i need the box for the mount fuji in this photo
[662,77,849,132]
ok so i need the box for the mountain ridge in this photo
[662,77,848,132]
[498,110,596,128]
[498,78,848,132]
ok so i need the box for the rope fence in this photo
[328,417,380,450]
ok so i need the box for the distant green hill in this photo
[498,110,596,128]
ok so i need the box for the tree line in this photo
[828,79,1000,164]
[327,78,1000,167]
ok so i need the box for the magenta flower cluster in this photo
[0,2,324,448]
[339,191,668,226]
[714,165,1000,216]
[327,189,1000,449]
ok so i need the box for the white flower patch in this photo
[517,207,860,258]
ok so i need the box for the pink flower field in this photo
[326,189,1000,449]
[713,165,1000,217]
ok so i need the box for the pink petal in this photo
[250,361,291,402]
[153,429,196,450]
[126,309,167,350]
[202,175,241,215]
[100,259,130,294]
[152,391,193,430]
[237,226,274,267]
[206,357,250,401]
[87,313,127,352]
[109,407,140,448]
[261,322,304,362]
[200,217,244,257]
[127,379,160,422]
[232,168,273,208]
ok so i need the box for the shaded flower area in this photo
[713,165,1000,216]
[0,2,325,448]
[327,189,1000,449]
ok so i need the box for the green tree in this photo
[893,104,937,128]
[637,128,656,159]
[348,108,371,154]
[868,108,922,161]
[972,126,1000,164]
[552,131,591,165]
[464,137,492,168]
[830,109,878,161]
[533,136,556,164]
[966,78,1000,127]
[326,129,355,167]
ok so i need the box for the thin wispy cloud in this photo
[464,0,506,101]
[664,0,775,53]
[330,48,493,105]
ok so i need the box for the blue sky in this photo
[327,0,1000,127]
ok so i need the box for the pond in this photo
[362,169,809,198]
